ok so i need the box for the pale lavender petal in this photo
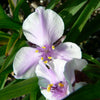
[41,90,56,100]
[23,7,64,46]
[38,78,50,88]
[13,47,41,79]
[50,59,67,81]
[54,42,82,61]
[64,63,75,84]
[64,59,88,84]
[43,8,64,44]
[22,8,47,46]
[69,58,88,71]
[74,82,87,91]
[36,61,58,83]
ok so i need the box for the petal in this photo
[23,7,64,46]
[38,77,50,88]
[67,58,88,71]
[51,59,67,81]
[36,61,58,83]
[54,42,82,61]
[74,82,87,91]
[13,47,41,79]
[64,59,88,84]
[41,90,57,100]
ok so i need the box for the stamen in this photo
[11,72,15,76]
[48,57,52,60]
[35,50,39,53]
[58,83,64,87]
[42,46,46,49]
[47,84,53,92]
[44,60,48,64]
[52,45,55,50]
[41,57,44,60]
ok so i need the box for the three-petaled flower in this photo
[13,7,81,79]
[36,59,87,100]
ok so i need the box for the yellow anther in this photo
[35,50,39,53]
[11,72,15,76]
[44,60,48,64]
[48,57,52,60]
[52,45,55,50]
[42,46,46,49]
[47,84,53,92]
[58,83,64,87]
[41,57,44,60]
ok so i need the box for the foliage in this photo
[0,0,100,100]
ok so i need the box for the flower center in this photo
[47,82,64,92]
[35,45,55,63]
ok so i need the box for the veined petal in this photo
[41,90,56,100]
[74,82,87,91]
[64,59,88,84]
[23,7,64,46]
[36,61,58,83]
[13,47,41,79]
[54,42,82,61]
[51,59,67,81]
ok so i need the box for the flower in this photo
[36,59,87,100]
[13,6,81,79]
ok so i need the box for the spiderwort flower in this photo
[36,59,87,100]
[13,6,81,79]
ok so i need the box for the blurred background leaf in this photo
[58,0,87,29]
[0,0,100,99]
[0,77,39,100]
[0,5,21,30]
[0,40,27,73]
[65,0,100,42]
[0,31,10,45]
[46,0,59,9]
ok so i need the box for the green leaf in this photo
[66,0,100,42]
[76,14,100,43]
[13,0,31,22]
[95,1,100,9]
[83,65,100,81]
[0,31,10,45]
[21,1,31,19]
[82,53,100,66]
[0,5,21,30]
[46,0,60,9]
[0,65,13,77]
[8,0,15,13]
[30,91,37,100]
[59,0,87,28]
[0,40,27,73]
[38,95,45,100]
[0,45,7,56]
[0,73,8,89]
[0,45,6,66]
[5,33,19,56]
[23,95,30,100]
[64,81,100,100]
[0,55,6,66]
[0,77,39,100]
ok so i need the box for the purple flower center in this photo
[35,45,55,63]
[47,81,67,99]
